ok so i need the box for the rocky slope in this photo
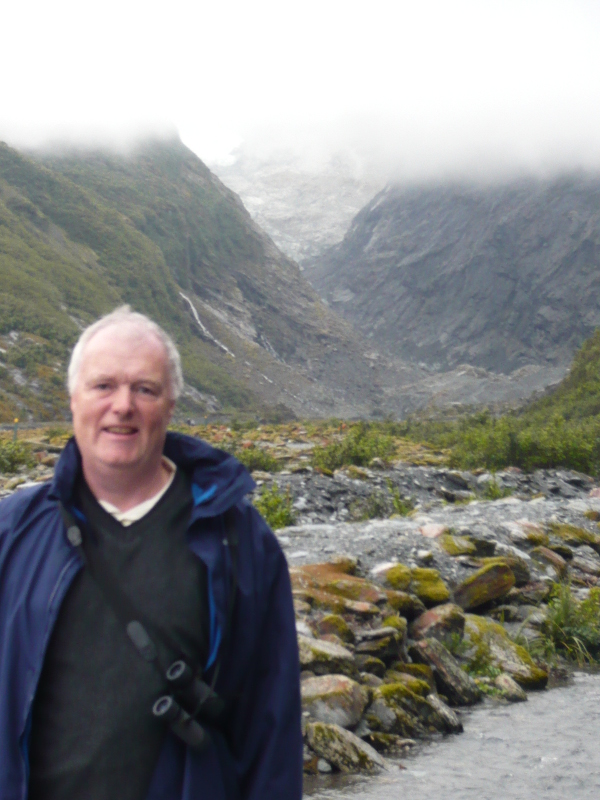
[305,176,600,376]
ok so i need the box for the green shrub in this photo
[387,480,414,516]
[482,479,514,500]
[542,583,600,664]
[253,483,295,530]
[312,422,396,471]
[0,441,34,473]
[234,445,281,473]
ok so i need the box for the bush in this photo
[0,440,34,473]
[234,445,281,473]
[253,483,295,530]
[312,422,396,472]
[542,583,600,664]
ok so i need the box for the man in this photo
[0,306,302,800]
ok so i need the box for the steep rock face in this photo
[306,177,600,373]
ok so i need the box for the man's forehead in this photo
[81,324,168,369]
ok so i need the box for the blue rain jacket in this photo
[0,432,303,800]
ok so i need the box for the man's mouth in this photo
[103,426,138,435]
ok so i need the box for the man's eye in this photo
[95,383,111,391]
[138,386,157,396]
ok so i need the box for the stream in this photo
[304,672,600,800]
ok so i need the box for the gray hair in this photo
[67,305,184,399]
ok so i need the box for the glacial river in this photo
[304,672,600,800]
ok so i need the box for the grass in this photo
[541,583,600,665]
[253,483,296,530]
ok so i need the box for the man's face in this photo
[70,324,175,476]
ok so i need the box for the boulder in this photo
[365,696,424,738]
[530,546,568,579]
[479,555,531,587]
[372,683,459,734]
[420,524,448,539]
[305,722,385,773]
[301,675,370,729]
[409,603,466,645]
[463,615,548,689]
[355,655,386,676]
[385,589,426,619]
[494,673,528,702]
[355,626,405,663]
[410,568,451,607]
[317,614,355,644]
[426,693,463,733]
[506,581,551,605]
[387,662,436,692]
[409,638,482,706]
[384,671,431,697]
[453,562,515,610]
[385,564,412,591]
[297,635,357,678]
[439,533,477,557]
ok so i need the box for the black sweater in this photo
[29,469,208,800]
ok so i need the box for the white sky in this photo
[2,0,600,179]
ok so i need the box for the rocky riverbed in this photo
[249,461,600,778]
[3,448,600,782]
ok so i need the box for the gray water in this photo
[304,672,600,800]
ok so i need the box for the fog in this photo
[2,0,600,181]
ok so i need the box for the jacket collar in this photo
[49,432,255,517]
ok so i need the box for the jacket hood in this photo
[49,432,256,517]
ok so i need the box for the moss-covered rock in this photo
[385,590,426,619]
[317,614,355,644]
[355,655,386,676]
[530,546,568,579]
[355,627,405,663]
[548,522,600,555]
[478,555,531,587]
[409,637,482,706]
[440,533,477,556]
[453,562,516,610]
[388,662,436,692]
[374,683,457,733]
[301,674,369,729]
[463,615,548,689]
[305,722,385,773]
[409,603,466,644]
[297,634,357,678]
[382,614,407,631]
[410,568,451,607]
[494,673,528,702]
[385,564,412,591]
[383,671,431,697]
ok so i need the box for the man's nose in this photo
[111,385,135,414]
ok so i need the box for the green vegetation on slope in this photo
[0,140,261,419]
[399,330,600,474]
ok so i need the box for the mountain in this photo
[0,137,392,421]
[305,177,600,375]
